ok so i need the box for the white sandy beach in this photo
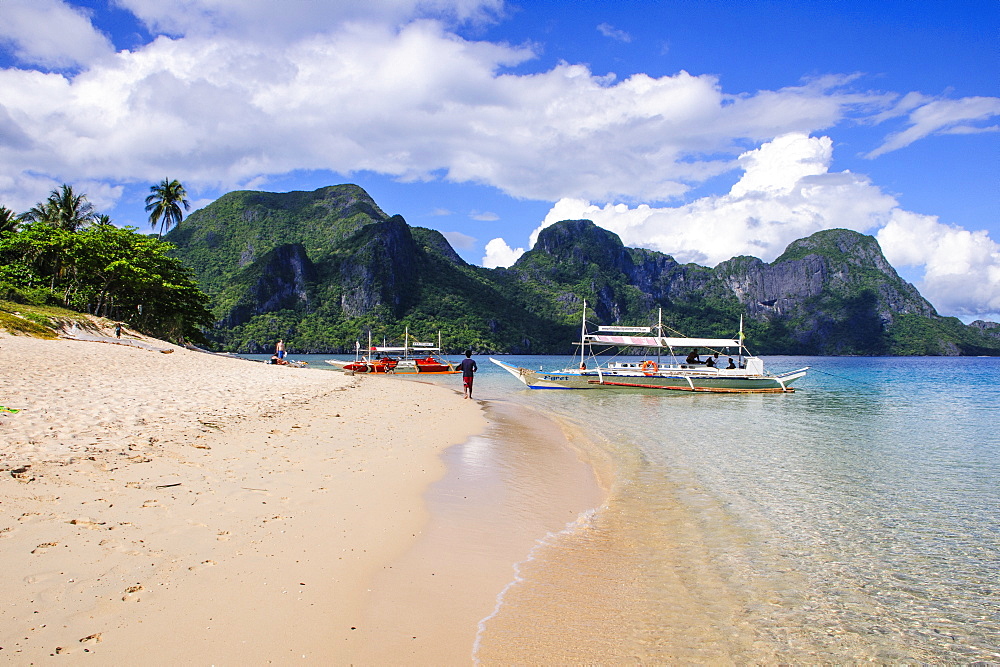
[1,330,493,663]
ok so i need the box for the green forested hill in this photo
[165,184,1000,356]
[168,185,389,294]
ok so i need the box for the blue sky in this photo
[1,0,997,321]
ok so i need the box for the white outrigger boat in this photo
[490,303,808,393]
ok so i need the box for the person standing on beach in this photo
[457,350,477,399]
[276,340,286,361]
[114,322,122,339]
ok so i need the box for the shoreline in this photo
[348,396,609,663]
[0,332,486,662]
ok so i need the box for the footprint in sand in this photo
[69,518,107,530]
[122,584,143,601]
[217,530,231,541]
[187,559,217,571]
[79,633,102,644]
[31,542,58,554]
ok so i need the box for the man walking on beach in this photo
[457,350,477,399]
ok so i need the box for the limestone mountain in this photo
[165,185,1000,356]
[167,185,568,352]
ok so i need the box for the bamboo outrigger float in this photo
[490,302,808,393]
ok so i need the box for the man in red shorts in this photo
[457,349,478,399]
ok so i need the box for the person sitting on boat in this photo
[706,356,716,368]
[685,349,701,364]
[579,361,587,370]
[727,357,737,369]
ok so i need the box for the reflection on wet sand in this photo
[353,399,606,664]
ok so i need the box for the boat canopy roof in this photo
[584,334,741,348]
[371,345,442,353]
[597,325,652,334]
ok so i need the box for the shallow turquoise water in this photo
[256,353,1000,660]
[482,355,1000,661]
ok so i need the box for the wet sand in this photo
[352,399,608,663]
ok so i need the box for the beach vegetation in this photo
[22,184,97,232]
[0,206,20,236]
[0,187,215,344]
[0,281,60,306]
[146,178,192,239]
[0,307,60,338]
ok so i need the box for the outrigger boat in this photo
[490,303,808,393]
[326,330,460,375]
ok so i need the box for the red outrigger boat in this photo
[339,354,399,373]
[326,331,460,375]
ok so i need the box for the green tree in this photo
[0,205,20,236]
[0,220,214,342]
[145,178,191,239]
[23,184,96,232]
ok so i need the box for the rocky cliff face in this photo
[518,221,717,323]
[219,243,316,328]
[969,320,1000,339]
[338,215,419,317]
[710,230,939,351]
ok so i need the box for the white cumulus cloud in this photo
[0,0,114,68]
[878,212,1000,320]
[518,133,1000,320]
[482,237,524,268]
[0,7,899,212]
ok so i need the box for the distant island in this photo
[165,184,1000,356]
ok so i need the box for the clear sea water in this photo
[255,353,1000,661]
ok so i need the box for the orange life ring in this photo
[641,360,658,376]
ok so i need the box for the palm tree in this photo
[0,205,19,236]
[23,184,95,231]
[145,179,191,239]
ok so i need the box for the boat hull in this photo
[391,358,460,374]
[325,357,459,374]
[324,358,397,373]
[490,358,807,393]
